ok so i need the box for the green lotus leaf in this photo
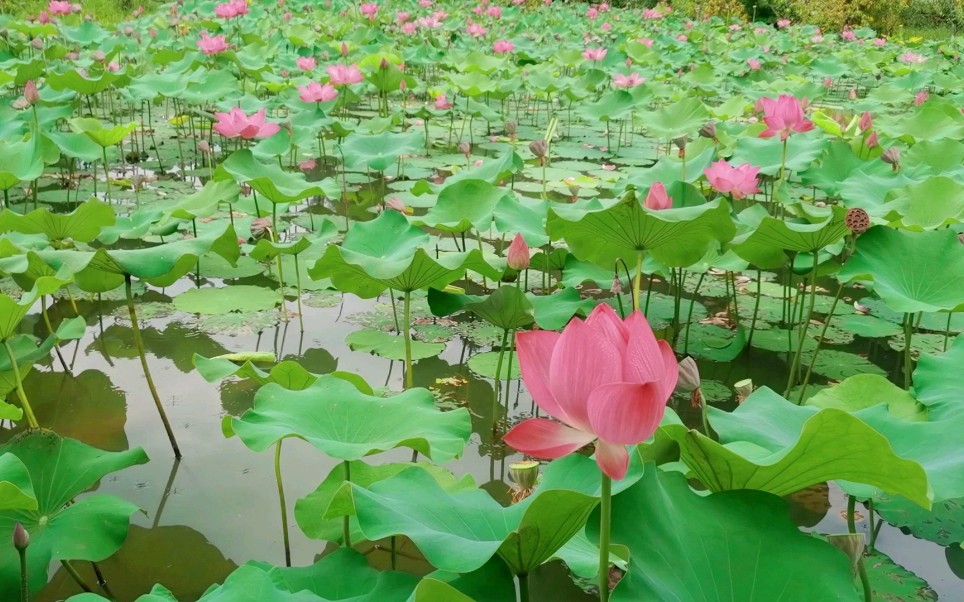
[173,285,279,314]
[0,432,148,598]
[68,118,137,148]
[351,466,597,575]
[193,353,371,394]
[732,205,849,269]
[309,210,500,296]
[0,135,44,190]
[578,90,636,123]
[463,285,535,330]
[663,387,931,507]
[913,335,964,419]
[217,149,338,204]
[47,69,121,95]
[0,454,35,512]
[730,131,827,176]
[413,179,512,233]
[264,548,419,601]
[0,199,115,243]
[165,179,240,222]
[0,276,69,341]
[636,97,710,140]
[248,222,338,261]
[587,467,860,601]
[547,194,735,268]
[224,374,471,462]
[341,130,425,172]
[346,328,446,361]
[805,374,926,420]
[887,176,964,230]
[839,226,964,313]
[492,195,549,247]
[427,286,594,331]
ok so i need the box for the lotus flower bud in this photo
[30,37,44,50]
[866,131,878,148]
[826,534,866,576]
[458,141,471,157]
[506,233,530,270]
[675,357,701,392]
[505,120,517,136]
[250,216,272,240]
[643,182,672,210]
[23,81,39,105]
[13,523,28,551]
[340,42,349,57]
[845,208,870,234]
[699,121,717,140]
[610,274,622,294]
[385,196,408,213]
[92,50,106,62]
[858,111,872,132]
[529,138,547,159]
[379,57,389,70]
[881,147,900,171]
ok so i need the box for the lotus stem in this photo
[868,500,876,552]
[944,312,953,352]
[343,460,353,548]
[797,283,844,403]
[503,329,516,411]
[476,230,488,290]
[3,339,38,429]
[747,270,762,347]
[598,473,612,602]
[403,290,413,389]
[857,558,872,602]
[903,313,915,389]
[293,254,304,332]
[17,536,27,602]
[785,259,818,397]
[60,560,93,593]
[683,272,705,356]
[40,296,69,373]
[518,572,530,602]
[270,205,288,322]
[125,274,181,459]
[91,563,115,600]
[275,440,291,566]
[846,495,857,533]
[493,328,510,433]
[632,250,643,313]
[101,146,111,204]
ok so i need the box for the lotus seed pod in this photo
[250,217,273,240]
[845,208,870,234]
[529,138,547,158]
[826,533,866,575]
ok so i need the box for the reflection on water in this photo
[10,282,958,600]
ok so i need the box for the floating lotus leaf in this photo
[224,374,471,462]
[173,285,279,314]
[346,328,446,361]
[413,179,512,233]
[218,149,338,204]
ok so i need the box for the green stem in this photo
[798,283,844,403]
[492,328,510,432]
[747,270,762,347]
[403,291,413,389]
[518,573,530,602]
[683,272,705,355]
[61,560,93,593]
[631,250,643,313]
[3,339,38,429]
[598,473,612,602]
[847,495,857,533]
[293,254,304,333]
[274,441,291,566]
[785,259,818,397]
[18,545,27,602]
[101,146,111,204]
[944,311,953,352]
[868,499,876,552]
[343,461,353,548]
[857,558,872,602]
[903,313,914,390]
[125,275,181,458]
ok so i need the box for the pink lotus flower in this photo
[873,38,886,47]
[637,37,653,47]
[215,1,239,18]
[503,303,678,480]
[299,159,317,171]
[467,22,487,37]
[298,81,338,102]
[601,22,611,32]
[106,61,120,72]
[396,11,410,22]
[900,51,926,64]
[915,90,929,105]
[213,107,281,139]
[493,39,514,54]
[777,19,791,28]
[729,24,741,31]
[327,63,363,85]
[24,81,40,105]
[401,22,417,34]
[48,0,74,15]
[582,47,607,61]
[385,197,412,214]
[841,30,856,41]
[197,32,229,55]
[859,111,872,132]
[811,35,824,43]
[434,93,452,110]
[419,0,432,6]
[642,8,661,19]
[823,77,833,88]
[38,11,52,24]
[612,72,643,88]
[486,5,501,18]
[849,88,858,100]
[676,34,688,42]
[758,94,813,140]
[296,56,316,71]
[747,58,761,71]
[587,7,599,19]
[507,233,530,270]
[360,2,378,20]
[644,182,672,210]
[704,160,761,200]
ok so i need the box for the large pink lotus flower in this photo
[47,1,75,15]
[747,58,761,71]
[613,72,644,88]
[197,32,229,55]
[487,5,502,18]
[503,304,678,480]
[467,22,487,37]
[493,39,514,54]
[704,160,761,200]
[644,181,672,210]
[758,94,813,140]
[298,81,338,103]
[582,47,607,61]
[327,63,364,85]
[213,107,281,139]
[360,2,379,20]
[296,56,316,71]
[214,0,247,18]
[777,19,791,28]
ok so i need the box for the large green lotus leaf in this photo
[0,276,68,340]
[345,328,446,361]
[805,374,927,421]
[578,89,636,122]
[798,140,869,196]
[218,149,337,204]
[614,147,716,191]
[0,198,115,243]
[904,139,964,174]
[265,548,420,601]
[309,210,500,296]
[636,97,710,139]
[872,494,964,546]
[224,375,471,462]
[47,70,120,95]
[193,353,371,394]
[248,222,338,261]
[412,151,523,194]
[165,179,240,221]
[587,467,860,601]
[413,179,511,233]
[0,135,44,190]
[881,103,964,142]
[913,336,964,419]
[547,194,734,269]
[887,176,964,230]
[839,226,964,313]
[463,285,535,330]
[732,205,849,268]
[0,432,148,598]
[730,131,828,176]
[173,285,279,314]
[341,130,425,172]
[295,461,475,543]
[492,195,549,247]
[351,466,597,575]
[426,287,593,331]
[862,550,939,601]
[0,454,35,512]
[68,118,137,148]
[412,557,516,602]
[663,387,931,507]
[33,224,240,291]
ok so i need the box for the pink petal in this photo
[548,319,622,430]
[585,303,627,351]
[516,330,573,423]
[587,382,666,444]
[503,419,595,459]
[258,122,281,138]
[655,340,679,402]
[595,440,630,480]
[621,311,663,383]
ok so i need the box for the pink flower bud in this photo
[506,233,530,270]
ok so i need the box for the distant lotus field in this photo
[0,0,962,600]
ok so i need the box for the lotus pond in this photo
[0,0,963,600]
